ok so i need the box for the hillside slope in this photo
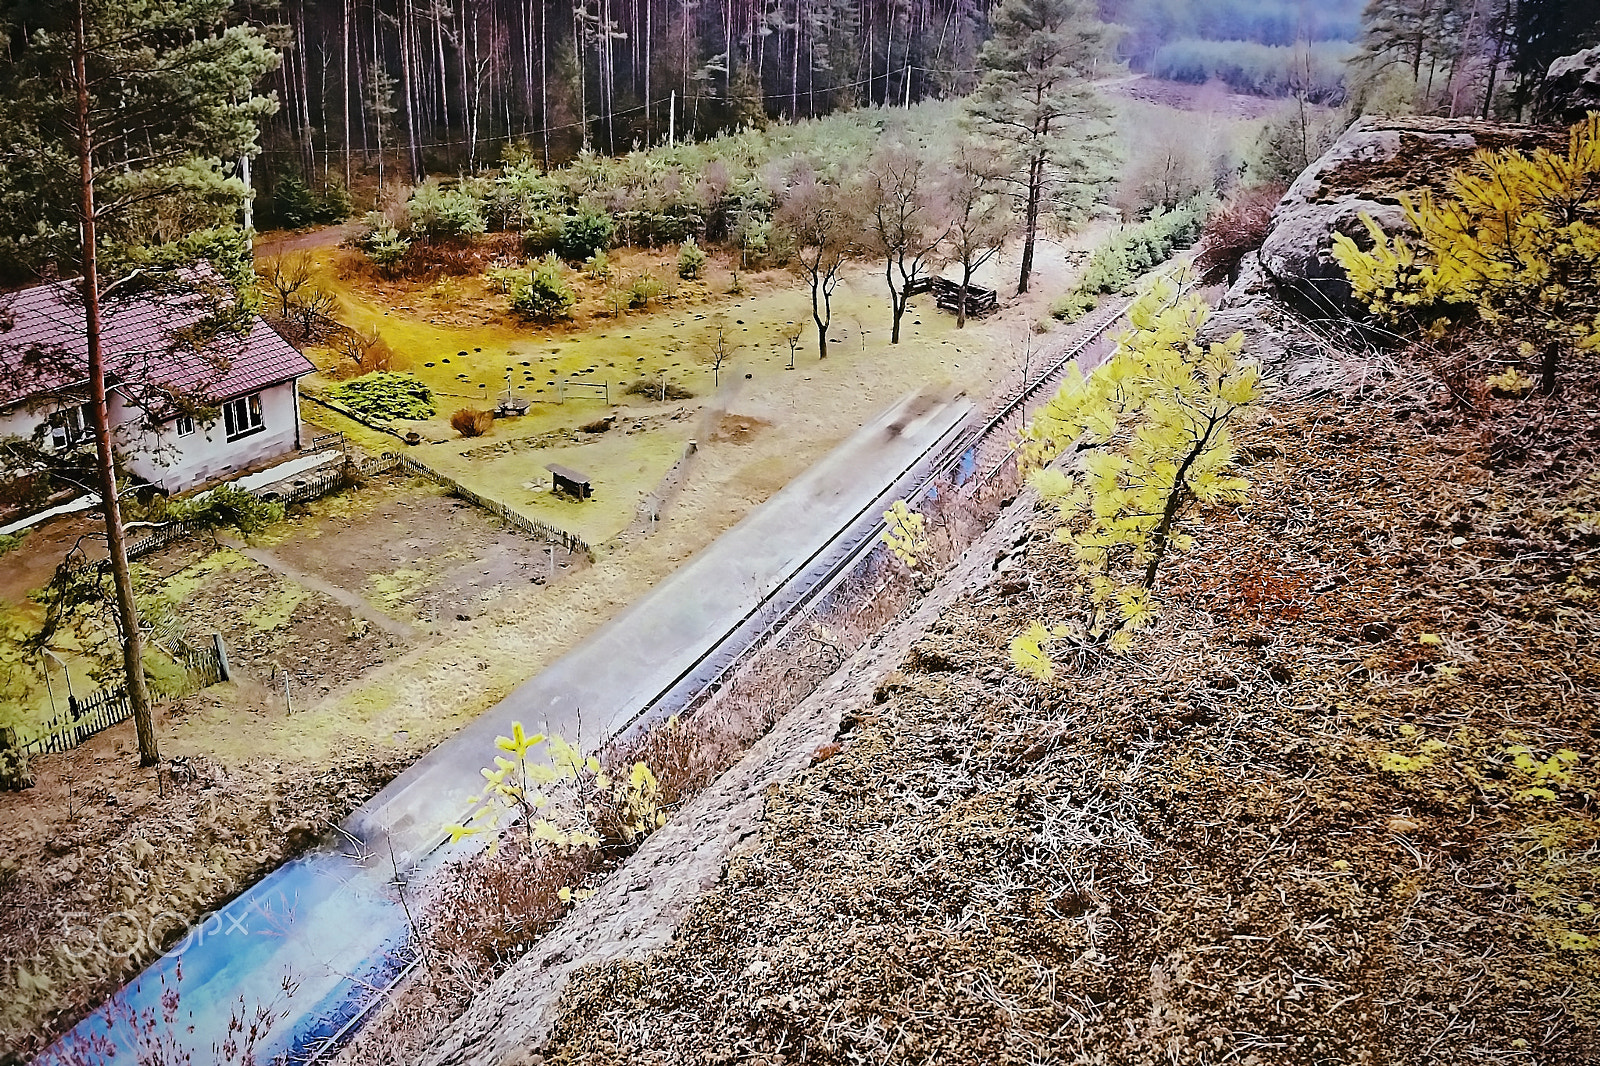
[522,351,1599,1064]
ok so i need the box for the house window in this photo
[47,402,92,450]
[175,413,195,437]
[222,393,264,440]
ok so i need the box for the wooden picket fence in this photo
[17,636,228,757]
[20,687,132,756]
[174,635,225,689]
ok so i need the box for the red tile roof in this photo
[0,279,315,410]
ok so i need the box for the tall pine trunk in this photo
[74,5,158,767]
[1018,148,1044,295]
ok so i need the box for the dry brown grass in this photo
[530,344,1600,1066]
[450,408,495,438]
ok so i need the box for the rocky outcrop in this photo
[1537,47,1600,125]
[1212,115,1564,358]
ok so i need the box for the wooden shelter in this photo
[547,463,593,499]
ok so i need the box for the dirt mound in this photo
[710,413,771,444]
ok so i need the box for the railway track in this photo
[656,295,1136,730]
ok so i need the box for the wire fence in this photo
[391,454,593,558]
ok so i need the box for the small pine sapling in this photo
[1010,277,1263,676]
[881,499,930,571]
[447,721,666,858]
[677,236,708,279]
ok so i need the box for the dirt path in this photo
[253,224,356,257]
[220,536,421,643]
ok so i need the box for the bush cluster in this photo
[407,179,487,239]
[327,371,436,421]
[349,107,949,277]
[1051,199,1208,322]
[507,253,575,321]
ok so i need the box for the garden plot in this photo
[253,470,587,631]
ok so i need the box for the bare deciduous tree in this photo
[260,252,314,318]
[865,144,951,344]
[777,172,857,360]
[287,286,339,340]
[781,321,804,369]
[332,324,388,369]
[938,141,1016,329]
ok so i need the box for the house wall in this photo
[128,383,301,492]
[0,381,302,496]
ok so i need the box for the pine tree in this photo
[0,0,277,765]
[1010,278,1262,674]
[967,0,1114,296]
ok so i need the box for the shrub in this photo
[1195,183,1285,286]
[677,236,708,279]
[519,212,566,255]
[1249,104,1346,185]
[407,178,487,239]
[447,722,667,855]
[627,272,664,309]
[1051,198,1208,322]
[583,250,611,280]
[171,483,285,537]
[451,407,495,437]
[554,208,615,261]
[508,253,575,321]
[328,371,436,421]
[268,175,351,229]
[484,265,522,294]
[362,217,411,271]
[624,378,695,401]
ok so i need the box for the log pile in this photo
[931,277,999,318]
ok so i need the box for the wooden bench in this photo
[546,463,593,500]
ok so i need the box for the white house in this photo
[0,279,316,497]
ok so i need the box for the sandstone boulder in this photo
[1536,47,1600,125]
[1217,116,1563,360]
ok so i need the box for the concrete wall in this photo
[0,381,302,495]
